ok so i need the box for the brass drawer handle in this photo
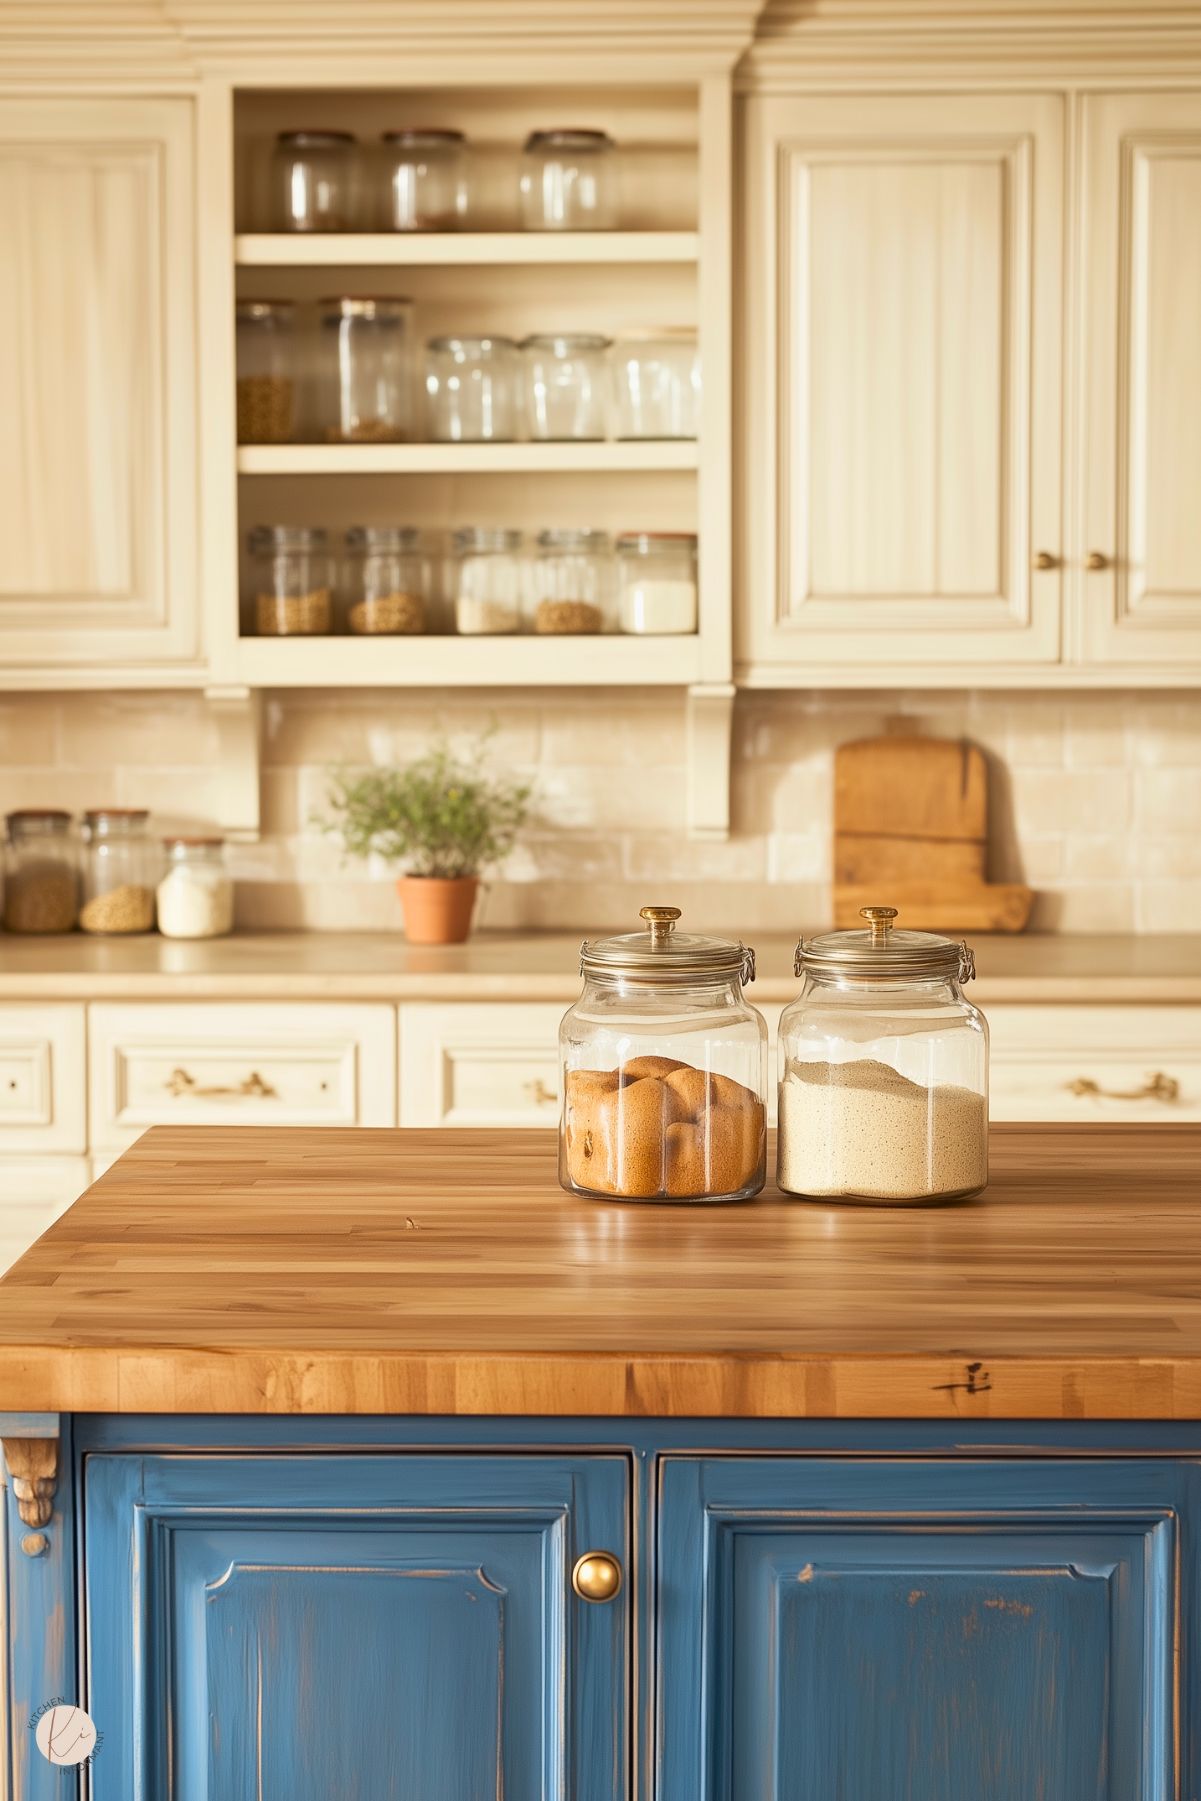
[523,1078,558,1107]
[572,1551,622,1602]
[165,1067,279,1100]
[1065,1071,1179,1104]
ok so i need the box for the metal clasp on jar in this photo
[958,943,976,982]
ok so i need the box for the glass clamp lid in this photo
[795,905,975,983]
[580,904,756,985]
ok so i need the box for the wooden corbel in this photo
[3,1437,58,1528]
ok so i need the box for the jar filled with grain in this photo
[532,529,612,634]
[344,526,428,635]
[80,810,157,935]
[777,907,988,1205]
[236,300,297,444]
[559,906,767,1203]
[453,527,524,634]
[3,810,79,934]
[249,525,335,635]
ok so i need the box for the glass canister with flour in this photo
[559,905,767,1203]
[776,906,988,1203]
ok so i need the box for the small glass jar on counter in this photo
[272,129,358,232]
[453,527,524,634]
[80,810,157,935]
[612,328,700,439]
[344,526,428,635]
[316,297,414,443]
[559,905,767,1203]
[381,128,469,230]
[616,532,697,634]
[777,906,988,1204]
[236,300,297,444]
[3,810,79,934]
[532,529,612,634]
[522,333,610,441]
[426,336,519,442]
[249,525,335,635]
[156,838,234,940]
[520,129,617,230]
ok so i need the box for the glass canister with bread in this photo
[559,906,767,1202]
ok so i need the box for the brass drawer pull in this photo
[572,1551,622,1602]
[523,1078,558,1107]
[165,1067,279,1101]
[1065,1071,1180,1104]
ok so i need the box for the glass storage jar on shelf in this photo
[532,529,612,634]
[249,525,335,636]
[3,810,79,934]
[520,129,617,230]
[380,129,469,230]
[777,906,988,1204]
[453,527,524,634]
[425,336,519,442]
[612,328,700,439]
[616,532,697,634]
[235,300,297,444]
[157,838,234,940]
[80,810,157,935]
[272,129,358,232]
[316,297,414,443]
[522,333,610,440]
[344,526,428,635]
[559,906,766,1203]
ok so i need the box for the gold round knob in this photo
[572,1551,622,1602]
[859,905,898,947]
[1034,550,1057,570]
[639,905,681,951]
[1086,551,1108,571]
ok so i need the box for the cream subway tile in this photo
[1028,886,1136,932]
[0,769,118,814]
[1138,836,1201,878]
[235,878,405,933]
[1135,767,1201,834]
[541,698,683,767]
[622,832,768,884]
[0,698,58,766]
[535,765,684,833]
[113,766,224,833]
[260,769,304,836]
[1063,696,1132,769]
[1003,700,1066,768]
[1018,836,1064,884]
[1064,835,1132,880]
[767,829,831,883]
[1010,769,1132,836]
[58,693,217,767]
[1133,698,1201,766]
[1137,882,1201,933]
[732,759,831,837]
[500,834,626,885]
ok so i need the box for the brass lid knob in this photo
[639,905,681,951]
[859,905,898,947]
[572,1550,622,1602]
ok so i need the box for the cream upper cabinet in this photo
[739,92,1065,675]
[0,96,199,676]
[1080,92,1201,666]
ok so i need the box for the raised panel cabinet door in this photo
[399,1002,567,1126]
[0,97,198,671]
[1081,92,1201,665]
[659,1456,1196,1800]
[739,93,1064,674]
[84,1451,628,1800]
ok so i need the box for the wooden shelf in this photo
[235,231,699,266]
[231,631,704,688]
[237,442,700,474]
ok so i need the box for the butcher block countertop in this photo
[1,930,1199,1002]
[1,1123,1199,1420]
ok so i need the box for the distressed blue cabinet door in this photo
[659,1457,1198,1801]
[84,1452,627,1801]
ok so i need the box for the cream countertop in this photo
[0,931,1198,1002]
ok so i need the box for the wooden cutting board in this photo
[833,736,1033,932]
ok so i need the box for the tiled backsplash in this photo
[1,688,1198,932]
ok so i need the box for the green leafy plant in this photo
[322,734,531,880]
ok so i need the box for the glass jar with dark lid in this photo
[776,905,988,1204]
[3,810,79,934]
[272,129,358,232]
[520,128,617,230]
[559,904,767,1203]
[380,128,469,231]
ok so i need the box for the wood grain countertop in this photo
[0,930,1198,1002]
[0,1123,1199,1420]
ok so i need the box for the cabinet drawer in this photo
[0,1155,89,1275]
[88,1003,396,1150]
[988,1004,1201,1123]
[399,1002,565,1126]
[0,1003,86,1151]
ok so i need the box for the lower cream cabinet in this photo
[399,1002,565,1126]
[988,1005,1201,1124]
[0,1156,89,1275]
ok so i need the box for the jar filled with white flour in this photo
[777,906,987,1204]
[156,837,234,940]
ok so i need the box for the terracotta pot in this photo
[396,875,479,945]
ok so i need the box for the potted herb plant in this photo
[322,735,531,945]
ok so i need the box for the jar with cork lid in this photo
[559,905,767,1203]
[776,905,988,1204]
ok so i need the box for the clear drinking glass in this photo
[453,527,524,634]
[532,529,613,634]
[344,526,428,635]
[522,333,611,440]
[80,810,157,935]
[249,525,335,636]
[316,297,415,443]
[520,129,617,230]
[272,130,358,232]
[380,129,469,230]
[559,905,767,1202]
[776,906,989,1204]
[235,300,297,444]
[426,336,519,442]
[3,811,79,934]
